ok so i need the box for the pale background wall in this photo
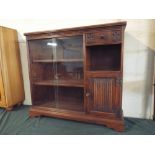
[0,19,154,119]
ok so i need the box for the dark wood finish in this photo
[25,21,126,132]
[36,101,84,112]
[33,59,83,63]
[34,79,84,88]
[86,44,121,71]
[86,71,121,77]
[30,106,124,132]
[24,22,126,40]
[87,78,116,114]
[85,30,122,45]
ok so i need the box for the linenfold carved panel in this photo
[89,78,116,113]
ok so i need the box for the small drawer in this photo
[85,30,122,45]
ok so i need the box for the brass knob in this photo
[86,92,90,97]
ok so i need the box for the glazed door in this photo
[86,77,122,117]
[28,36,84,112]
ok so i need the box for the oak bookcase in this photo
[25,21,126,131]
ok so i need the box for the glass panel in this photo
[29,39,54,61]
[29,36,84,112]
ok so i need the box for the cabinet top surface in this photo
[24,21,127,36]
[0,26,16,31]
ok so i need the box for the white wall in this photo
[0,19,154,119]
[123,20,155,119]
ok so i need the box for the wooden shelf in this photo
[34,79,84,88]
[35,101,84,112]
[86,71,121,77]
[33,59,83,63]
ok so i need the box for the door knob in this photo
[86,92,90,97]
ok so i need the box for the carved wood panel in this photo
[87,78,121,114]
[85,30,122,45]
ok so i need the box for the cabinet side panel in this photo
[0,27,25,106]
[0,68,6,107]
[0,27,7,107]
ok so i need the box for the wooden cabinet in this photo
[0,26,25,110]
[24,21,126,131]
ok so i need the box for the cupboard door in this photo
[86,77,122,116]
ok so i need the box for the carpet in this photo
[0,105,155,135]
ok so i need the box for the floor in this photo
[0,105,155,135]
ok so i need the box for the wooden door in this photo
[86,77,122,117]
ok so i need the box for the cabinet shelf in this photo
[86,71,121,77]
[35,101,84,112]
[86,44,121,71]
[33,59,83,63]
[34,79,84,88]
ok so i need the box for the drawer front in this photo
[85,30,122,45]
